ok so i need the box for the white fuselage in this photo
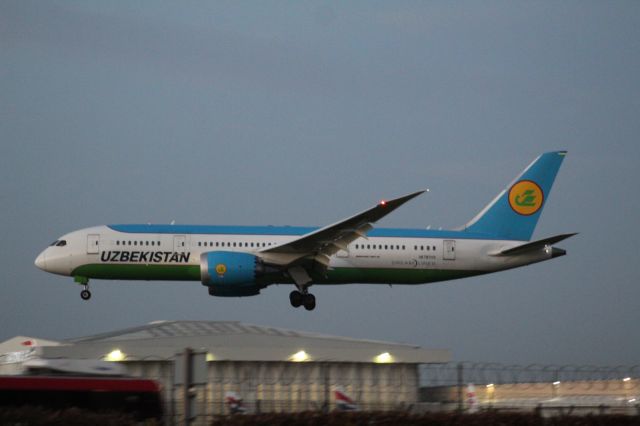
[35,225,553,284]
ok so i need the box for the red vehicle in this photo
[0,375,163,420]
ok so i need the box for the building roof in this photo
[38,321,450,364]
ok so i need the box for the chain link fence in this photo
[421,362,640,389]
[418,362,640,417]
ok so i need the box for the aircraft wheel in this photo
[303,293,316,311]
[80,289,92,300]
[289,290,303,308]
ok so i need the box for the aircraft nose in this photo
[35,251,47,271]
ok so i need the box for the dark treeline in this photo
[1,408,637,426]
[0,407,143,426]
[210,411,639,426]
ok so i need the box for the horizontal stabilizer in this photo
[490,233,578,256]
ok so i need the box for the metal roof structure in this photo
[37,321,450,364]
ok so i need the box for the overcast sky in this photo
[2,1,639,367]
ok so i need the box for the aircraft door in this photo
[443,240,456,260]
[173,235,187,252]
[87,234,100,254]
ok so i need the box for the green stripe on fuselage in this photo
[72,264,201,281]
[322,268,484,284]
[72,263,484,285]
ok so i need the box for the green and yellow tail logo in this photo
[509,180,544,216]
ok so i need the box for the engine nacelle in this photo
[200,251,263,297]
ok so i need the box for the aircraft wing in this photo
[261,190,425,268]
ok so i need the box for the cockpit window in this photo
[50,240,59,246]
[55,240,67,247]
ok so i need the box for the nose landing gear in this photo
[74,276,91,301]
[80,288,92,300]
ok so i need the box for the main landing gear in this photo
[287,266,316,311]
[289,290,316,311]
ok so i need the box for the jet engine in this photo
[200,251,264,297]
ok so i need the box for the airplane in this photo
[224,391,247,414]
[35,151,575,311]
[466,383,479,413]
[335,388,358,411]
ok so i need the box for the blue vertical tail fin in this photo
[462,151,567,241]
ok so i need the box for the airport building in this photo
[2,323,639,421]
[0,320,450,420]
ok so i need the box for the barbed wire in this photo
[420,362,639,388]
